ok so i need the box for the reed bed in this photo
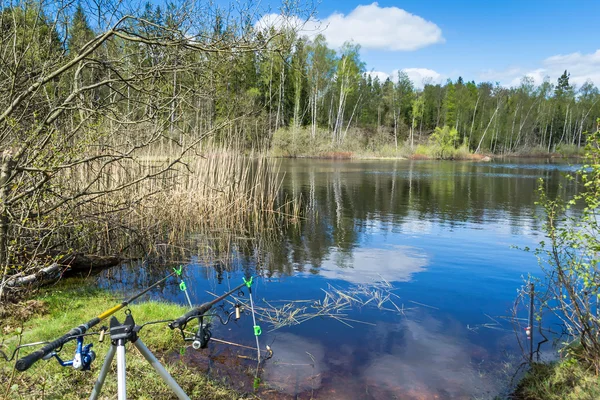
[52,145,301,263]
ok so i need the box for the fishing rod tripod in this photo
[4,273,271,399]
[90,310,189,400]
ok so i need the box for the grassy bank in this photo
[514,358,600,400]
[271,126,489,160]
[271,126,582,160]
[0,281,247,400]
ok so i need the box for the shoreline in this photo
[270,152,581,161]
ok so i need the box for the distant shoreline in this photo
[272,152,582,161]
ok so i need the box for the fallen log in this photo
[3,254,122,290]
[4,263,63,287]
[59,253,122,272]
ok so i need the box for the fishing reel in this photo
[177,303,244,350]
[191,318,211,350]
[43,336,96,371]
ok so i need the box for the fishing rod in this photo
[14,269,179,372]
[5,273,272,399]
[88,277,268,400]
[169,280,248,330]
[170,275,271,389]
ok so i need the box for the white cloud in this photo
[365,68,443,88]
[256,3,444,51]
[254,14,312,34]
[543,49,600,87]
[366,70,390,82]
[480,49,600,88]
[479,67,522,83]
[320,3,444,51]
[400,68,443,87]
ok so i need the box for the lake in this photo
[100,158,581,399]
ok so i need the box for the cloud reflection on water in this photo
[317,245,429,284]
[263,333,326,396]
[262,311,503,399]
[360,315,499,399]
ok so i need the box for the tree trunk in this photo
[469,95,480,148]
[476,105,499,153]
[343,94,361,143]
[0,151,15,299]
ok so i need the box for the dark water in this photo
[100,159,581,399]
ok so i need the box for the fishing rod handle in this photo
[15,319,98,371]
[15,270,176,371]
[169,304,211,329]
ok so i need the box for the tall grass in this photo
[53,146,300,265]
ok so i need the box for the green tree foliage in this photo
[428,125,460,158]
[531,119,600,369]
[68,4,95,54]
[443,79,457,128]
[2,1,598,157]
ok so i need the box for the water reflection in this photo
[318,245,429,284]
[99,158,581,399]
[259,309,509,400]
[265,159,579,278]
[360,316,499,399]
[263,333,326,396]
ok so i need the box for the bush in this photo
[271,126,408,158]
[555,144,584,157]
[528,120,600,370]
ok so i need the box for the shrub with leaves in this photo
[533,119,600,370]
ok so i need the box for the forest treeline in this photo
[1,0,600,294]
[3,1,599,157]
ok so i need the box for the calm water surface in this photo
[100,159,581,399]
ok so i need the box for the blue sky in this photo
[257,1,600,87]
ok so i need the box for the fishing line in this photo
[242,276,266,390]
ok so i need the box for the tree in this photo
[307,34,336,138]
[332,42,363,144]
[411,92,425,148]
[443,79,457,128]
[290,37,309,128]
[68,3,95,54]
[429,125,460,159]
[0,0,307,297]
[555,70,572,98]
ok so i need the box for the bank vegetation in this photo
[514,121,600,399]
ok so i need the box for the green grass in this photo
[514,360,600,400]
[0,281,248,400]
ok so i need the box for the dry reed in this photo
[52,143,300,263]
[227,280,414,331]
